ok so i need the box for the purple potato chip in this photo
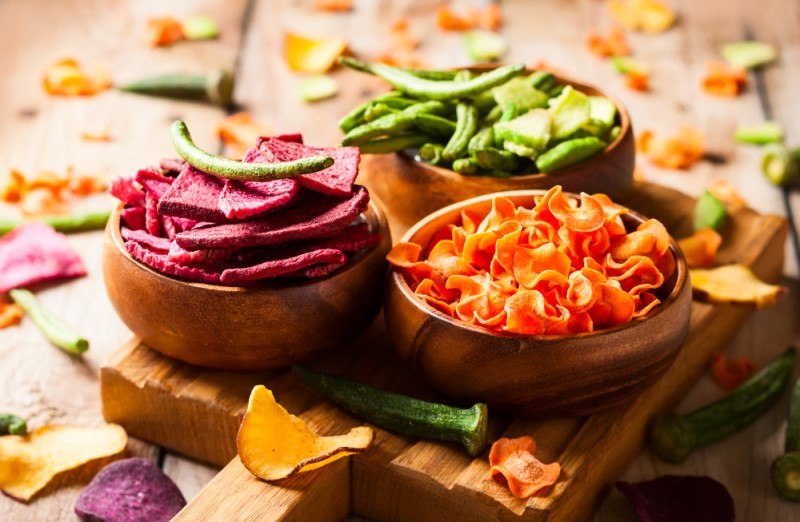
[110,177,145,207]
[126,241,222,284]
[218,178,302,220]
[145,193,162,237]
[616,475,734,522]
[121,228,171,252]
[175,186,369,250]
[135,167,173,200]
[0,222,86,293]
[159,158,186,175]
[158,166,228,223]
[315,223,381,253]
[120,207,146,231]
[167,241,235,266]
[246,138,360,198]
[298,259,347,279]
[220,248,346,284]
[74,457,186,522]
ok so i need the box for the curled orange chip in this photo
[548,190,605,233]
[707,179,747,211]
[625,70,650,91]
[0,300,23,329]
[678,228,722,268]
[489,436,561,499]
[285,32,347,74]
[216,112,274,156]
[238,385,373,482]
[587,26,630,58]
[702,61,746,97]
[0,424,127,502]
[314,0,353,12]
[1,169,28,203]
[146,17,184,47]
[710,353,755,390]
[436,6,475,31]
[43,58,111,97]
[638,126,704,169]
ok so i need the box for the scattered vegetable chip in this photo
[587,26,630,58]
[638,127,704,169]
[0,424,127,503]
[0,222,86,293]
[314,0,353,12]
[692,190,726,232]
[220,248,346,284]
[436,5,475,31]
[0,299,24,329]
[181,14,219,41]
[707,179,747,211]
[43,58,111,96]
[721,41,777,70]
[711,353,755,390]
[466,30,507,62]
[678,229,722,268]
[489,436,561,499]
[74,458,186,522]
[216,112,274,156]
[218,178,301,220]
[609,0,676,33]
[0,413,27,435]
[761,143,799,187]
[690,264,787,308]
[702,61,746,97]
[284,32,347,74]
[146,17,184,47]
[158,166,228,223]
[298,75,339,102]
[734,121,783,145]
[616,475,735,522]
[237,385,373,481]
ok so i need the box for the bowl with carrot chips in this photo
[339,59,635,230]
[385,187,690,418]
[103,123,390,370]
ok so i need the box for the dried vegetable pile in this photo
[111,126,380,286]
[388,186,675,335]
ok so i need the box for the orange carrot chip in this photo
[625,70,650,91]
[43,59,111,97]
[216,112,274,156]
[436,6,475,31]
[146,17,185,47]
[314,0,353,12]
[489,436,561,499]
[638,126,704,169]
[710,353,755,390]
[702,61,747,97]
[678,228,722,268]
[587,26,630,58]
[474,4,502,31]
[0,300,23,329]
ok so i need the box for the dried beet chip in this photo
[126,241,222,284]
[218,178,302,220]
[121,228,171,253]
[135,167,173,200]
[120,207,146,231]
[159,158,187,175]
[110,177,145,207]
[158,166,228,223]
[315,223,381,253]
[220,248,346,284]
[616,475,734,522]
[145,193,162,237]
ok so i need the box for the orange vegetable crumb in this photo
[587,27,630,58]
[0,301,24,329]
[387,186,674,336]
[216,112,274,156]
[474,4,502,31]
[489,436,561,499]
[702,61,747,97]
[436,6,475,31]
[314,0,353,12]
[637,126,704,169]
[707,179,747,211]
[81,129,111,142]
[710,353,755,390]
[377,19,426,68]
[146,17,185,47]
[625,70,650,91]
[609,0,676,33]
[678,229,722,268]
[43,59,111,97]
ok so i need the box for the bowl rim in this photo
[395,67,632,181]
[390,188,689,341]
[108,199,390,293]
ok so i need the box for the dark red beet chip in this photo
[120,207,146,231]
[135,167,173,200]
[315,223,381,253]
[616,475,735,522]
[274,133,303,144]
[145,193,162,237]
[159,158,187,175]
[74,458,186,522]
[126,241,222,284]
[245,138,360,198]
[218,178,302,220]
[110,177,145,207]
[220,248,346,284]
[158,166,228,223]
[121,228,171,253]
[175,185,369,250]
[299,259,347,279]
[167,242,235,266]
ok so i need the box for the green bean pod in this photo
[419,143,446,165]
[468,127,495,154]
[339,57,525,100]
[535,137,606,173]
[337,91,404,132]
[413,114,457,138]
[341,101,446,145]
[0,211,110,237]
[527,71,555,91]
[120,70,234,107]
[443,102,479,162]
[0,413,27,436]
[547,84,566,99]
[357,133,433,154]
[452,157,480,175]
[9,289,89,355]
[402,68,459,81]
[364,103,398,122]
[474,148,521,171]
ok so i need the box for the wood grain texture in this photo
[100,182,788,520]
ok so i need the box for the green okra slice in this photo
[474,148,522,172]
[9,289,89,355]
[535,136,606,173]
[419,143,446,165]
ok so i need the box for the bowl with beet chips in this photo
[103,124,390,370]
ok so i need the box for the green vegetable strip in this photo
[474,148,521,171]
[293,366,489,456]
[443,74,479,162]
[786,375,800,454]
[692,190,726,232]
[341,101,446,145]
[419,143,445,165]
[0,211,110,237]
[413,114,457,137]
[339,57,525,100]
[468,127,495,154]
[171,121,333,181]
[364,103,398,122]
[0,413,27,436]
[527,71,555,91]
[452,157,479,175]
[120,70,233,107]
[734,121,783,145]
[535,137,606,173]
[357,133,433,154]
[401,68,459,81]
[762,144,799,187]
[9,289,89,355]
[772,372,800,501]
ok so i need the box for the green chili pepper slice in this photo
[9,289,89,355]
[535,136,606,173]
[171,121,333,181]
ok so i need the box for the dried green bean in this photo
[414,114,457,137]
[341,101,446,145]
[357,133,434,154]
[419,143,446,165]
[0,413,27,436]
[9,289,89,355]
[0,211,110,237]
[535,137,606,173]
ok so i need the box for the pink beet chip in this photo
[0,222,86,293]
[135,167,173,200]
[220,248,346,284]
[110,177,145,207]
[122,228,171,253]
[120,207,146,231]
[246,138,360,198]
[274,133,303,144]
[145,193,162,237]
[218,178,302,220]
[168,242,235,266]
[315,223,381,253]
[75,458,186,522]
[126,241,222,284]
[175,186,369,250]
[158,166,228,223]
[159,158,186,175]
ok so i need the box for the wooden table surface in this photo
[1,0,798,520]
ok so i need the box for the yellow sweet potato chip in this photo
[237,385,373,482]
[0,424,127,502]
[690,264,787,309]
[284,33,347,74]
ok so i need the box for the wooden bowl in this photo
[360,71,635,233]
[103,202,391,371]
[384,190,691,418]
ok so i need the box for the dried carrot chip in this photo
[678,228,722,268]
[216,112,274,156]
[690,264,786,309]
[377,19,426,69]
[638,127,704,169]
[548,189,605,233]
[489,436,561,499]
[80,129,112,142]
[609,0,676,33]
[43,59,111,97]
[284,33,347,74]
[314,0,353,12]
[238,385,373,481]
[146,17,185,47]
[702,61,747,97]
[0,424,127,502]
[20,187,68,217]
[587,27,630,58]
[474,4,502,31]
[436,6,475,31]
[625,70,650,91]
[710,353,755,390]
[67,168,107,197]
[1,169,28,203]
[0,300,23,329]
[707,179,747,211]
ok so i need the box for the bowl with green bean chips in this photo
[338,59,634,230]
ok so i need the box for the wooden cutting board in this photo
[101,182,787,521]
